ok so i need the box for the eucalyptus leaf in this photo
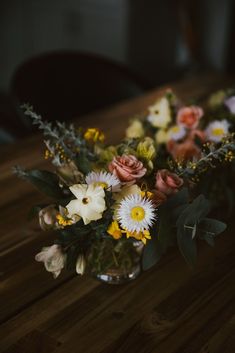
[176,194,211,267]
[177,226,197,267]
[199,218,227,238]
[15,167,65,199]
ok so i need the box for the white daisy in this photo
[168,125,186,141]
[66,184,106,225]
[117,194,156,233]
[205,120,230,143]
[147,97,171,129]
[85,171,121,192]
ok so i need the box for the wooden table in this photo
[1,74,235,353]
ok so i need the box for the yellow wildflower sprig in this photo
[84,128,105,143]
[107,221,151,244]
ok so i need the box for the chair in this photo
[10,51,149,126]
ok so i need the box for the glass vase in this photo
[89,239,144,285]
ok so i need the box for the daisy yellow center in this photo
[82,197,90,205]
[93,181,108,189]
[172,126,180,133]
[130,206,145,222]
[212,128,224,136]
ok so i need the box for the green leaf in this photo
[142,201,176,271]
[198,218,227,246]
[176,194,211,229]
[176,195,211,267]
[177,226,197,267]
[75,151,92,174]
[16,168,65,199]
[142,234,162,271]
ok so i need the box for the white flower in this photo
[168,125,186,141]
[155,129,169,144]
[66,184,106,225]
[76,254,86,275]
[85,171,121,192]
[126,120,145,138]
[205,120,230,143]
[35,244,66,278]
[147,97,171,128]
[117,194,156,233]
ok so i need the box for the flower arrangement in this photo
[14,87,235,282]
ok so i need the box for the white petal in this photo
[66,199,82,217]
[69,184,86,199]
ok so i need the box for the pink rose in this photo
[155,169,183,196]
[109,155,146,183]
[167,137,202,162]
[177,106,203,129]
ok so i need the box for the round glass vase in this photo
[89,238,144,285]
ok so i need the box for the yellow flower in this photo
[137,137,156,161]
[84,128,105,143]
[126,229,151,244]
[56,214,73,227]
[107,221,124,239]
[140,190,154,199]
[155,129,169,144]
[126,120,145,139]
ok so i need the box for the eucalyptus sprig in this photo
[176,135,235,180]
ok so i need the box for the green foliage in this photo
[198,218,227,246]
[142,188,189,270]
[143,191,227,270]
[176,195,210,266]
[14,166,65,199]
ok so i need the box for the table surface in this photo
[1,73,235,353]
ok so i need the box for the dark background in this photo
[0,0,234,142]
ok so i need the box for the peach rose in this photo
[155,169,183,196]
[109,155,146,183]
[177,106,203,129]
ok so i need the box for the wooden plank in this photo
[0,230,234,353]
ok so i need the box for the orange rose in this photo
[177,106,203,129]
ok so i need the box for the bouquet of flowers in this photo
[14,87,235,283]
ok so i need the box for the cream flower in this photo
[85,171,121,192]
[205,120,230,143]
[168,125,186,141]
[66,184,106,225]
[117,194,156,233]
[155,129,169,144]
[76,254,86,275]
[35,244,66,278]
[147,97,171,128]
[126,120,145,139]
[113,184,141,203]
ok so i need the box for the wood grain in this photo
[0,73,234,353]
